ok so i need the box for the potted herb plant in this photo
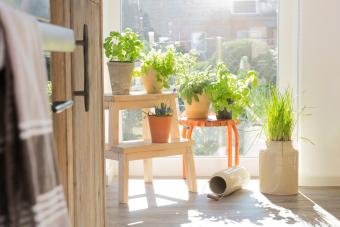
[135,46,178,93]
[176,69,212,119]
[103,28,143,95]
[258,87,298,195]
[208,63,257,120]
[148,102,173,143]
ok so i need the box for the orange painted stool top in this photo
[179,116,240,179]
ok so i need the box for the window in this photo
[120,0,278,157]
[231,0,258,15]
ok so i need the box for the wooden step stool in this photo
[104,92,197,204]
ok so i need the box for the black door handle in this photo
[74,24,89,112]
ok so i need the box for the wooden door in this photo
[50,1,105,227]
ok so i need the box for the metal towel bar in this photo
[38,22,75,53]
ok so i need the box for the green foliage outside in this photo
[122,109,143,141]
[192,128,221,156]
[103,28,143,62]
[207,63,258,119]
[223,39,277,83]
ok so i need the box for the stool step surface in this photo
[104,92,176,102]
[108,139,193,153]
[105,139,194,162]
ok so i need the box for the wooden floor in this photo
[106,179,340,227]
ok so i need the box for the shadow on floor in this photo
[106,179,340,227]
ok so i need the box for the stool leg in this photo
[187,127,193,139]
[185,146,197,192]
[182,127,188,139]
[182,127,188,179]
[144,159,153,183]
[232,122,240,166]
[226,123,233,168]
[183,127,193,179]
[109,103,120,146]
[118,154,129,204]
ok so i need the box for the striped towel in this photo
[0,3,71,227]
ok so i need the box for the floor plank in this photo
[106,179,340,227]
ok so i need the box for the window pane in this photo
[121,0,278,157]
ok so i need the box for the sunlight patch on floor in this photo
[128,197,149,212]
[110,179,340,226]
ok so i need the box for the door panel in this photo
[51,0,105,226]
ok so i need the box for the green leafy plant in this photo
[148,102,173,116]
[135,46,197,89]
[176,67,212,104]
[207,63,257,119]
[136,47,176,89]
[103,28,143,62]
[260,86,294,141]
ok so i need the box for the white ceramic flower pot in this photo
[107,61,134,95]
[259,141,298,195]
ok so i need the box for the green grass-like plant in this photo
[176,67,212,104]
[103,28,143,62]
[261,86,294,141]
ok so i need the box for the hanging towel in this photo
[0,3,71,227]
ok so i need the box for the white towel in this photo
[0,3,71,227]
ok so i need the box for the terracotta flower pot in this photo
[148,115,173,143]
[259,141,298,195]
[141,68,163,94]
[184,94,211,119]
[107,61,134,95]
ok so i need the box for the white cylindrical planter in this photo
[209,166,250,196]
[259,141,298,195]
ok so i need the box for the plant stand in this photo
[179,117,240,179]
[104,92,197,204]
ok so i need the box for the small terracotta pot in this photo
[107,61,134,95]
[184,94,211,119]
[141,68,163,94]
[148,115,173,143]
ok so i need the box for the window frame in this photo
[103,0,298,177]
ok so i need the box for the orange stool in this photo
[179,116,240,179]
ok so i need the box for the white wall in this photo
[298,0,340,186]
[103,0,120,94]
